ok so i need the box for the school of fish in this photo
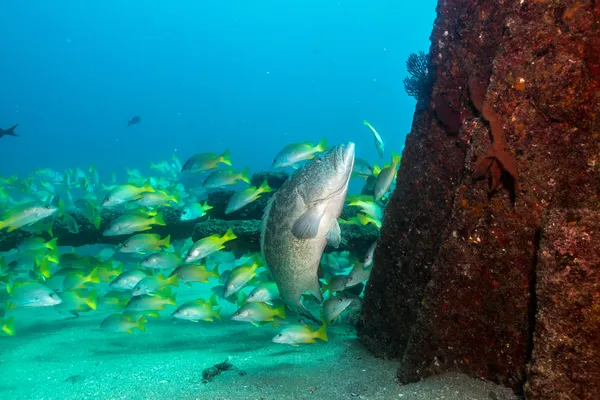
[0,120,400,346]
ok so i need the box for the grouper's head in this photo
[295,142,355,201]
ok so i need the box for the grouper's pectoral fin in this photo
[291,205,325,239]
[326,220,341,248]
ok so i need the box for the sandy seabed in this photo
[0,302,519,400]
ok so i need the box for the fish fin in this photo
[2,316,15,336]
[314,322,329,342]
[274,303,286,319]
[240,167,250,184]
[223,227,237,242]
[220,149,232,166]
[87,267,100,284]
[3,124,18,136]
[161,235,171,249]
[258,179,272,194]
[85,290,98,310]
[209,264,220,279]
[326,220,341,248]
[93,216,102,230]
[46,238,58,252]
[316,137,328,152]
[213,308,221,321]
[166,273,179,287]
[392,153,402,166]
[136,316,147,332]
[0,221,4,230]
[152,212,166,226]
[208,294,219,307]
[292,207,324,239]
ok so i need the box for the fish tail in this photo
[161,235,171,249]
[392,153,402,166]
[84,290,98,311]
[274,303,286,319]
[258,179,272,194]
[240,167,251,184]
[4,124,18,136]
[142,179,155,193]
[166,293,177,307]
[223,227,237,242]
[208,294,219,307]
[209,264,220,279]
[36,257,54,279]
[136,316,147,332]
[0,221,5,231]
[314,321,329,342]
[212,308,221,321]
[372,163,381,176]
[153,212,166,226]
[316,137,328,152]
[202,201,213,211]
[1,316,15,336]
[87,267,100,284]
[45,237,58,252]
[220,149,232,166]
[93,215,102,230]
[166,273,179,287]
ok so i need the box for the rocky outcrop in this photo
[358,0,600,397]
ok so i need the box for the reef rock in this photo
[358,0,600,397]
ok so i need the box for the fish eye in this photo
[338,298,344,303]
[45,205,52,209]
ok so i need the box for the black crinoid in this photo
[403,51,434,110]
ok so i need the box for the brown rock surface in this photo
[525,209,600,400]
[359,0,600,397]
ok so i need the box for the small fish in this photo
[184,228,237,263]
[171,296,220,322]
[103,212,166,236]
[62,267,100,290]
[374,153,401,201]
[125,290,177,312]
[180,202,213,221]
[246,282,281,303]
[345,262,372,288]
[0,124,18,139]
[127,116,141,127]
[102,291,131,309]
[181,150,232,173]
[347,197,383,220]
[133,191,179,208]
[17,237,58,253]
[352,158,374,177]
[141,252,183,270]
[170,263,219,284]
[321,296,355,323]
[0,202,58,232]
[119,233,171,254]
[75,198,101,230]
[272,323,328,346]
[223,256,261,297]
[55,289,98,314]
[102,182,155,207]
[322,274,349,295]
[101,313,146,333]
[131,274,178,297]
[203,167,250,189]
[272,138,328,168]
[231,302,285,326]
[6,281,62,308]
[363,120,384,158]
[364,241,377,268]
[110,270,149,292]
[61,213,80,234]
[225,180,272,214]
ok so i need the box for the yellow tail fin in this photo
[153,212,166,226]
[314,322,329,342]
[258,180,272,194]
[136,316,147,332]
[84,290,98,310]
[239,167,250,184]
[1,316,15,336]
[316,137,328,152]
[161,234,171,249]
[223,227,237,242]
[220,149,232,166]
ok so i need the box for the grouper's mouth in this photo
[334,142,355,173]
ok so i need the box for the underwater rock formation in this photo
[359,0,600,398]
[524,209,600,400]
[0,171,378,256]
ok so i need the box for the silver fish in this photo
[261,142,355,324]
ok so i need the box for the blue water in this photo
[0,1,435,180]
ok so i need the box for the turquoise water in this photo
[0,3,448,399]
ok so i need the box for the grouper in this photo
[261,142,355,324]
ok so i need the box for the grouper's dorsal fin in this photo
[292,206,324,239]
